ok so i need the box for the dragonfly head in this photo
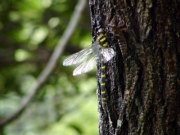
[97,28,105,35]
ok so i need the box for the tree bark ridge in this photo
[89,0,180,134]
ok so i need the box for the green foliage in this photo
[0,0,97,135]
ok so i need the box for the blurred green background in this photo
[0,0,98,135]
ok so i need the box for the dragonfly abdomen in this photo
[100,55,108,108]
[118,32,127,58]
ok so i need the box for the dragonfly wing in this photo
[73,55,96,76]
[63,47,92,66]
[101,48,116,62]
[91,41,100,56]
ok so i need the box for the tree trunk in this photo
[89,0,180,134]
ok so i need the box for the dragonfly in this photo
[63,28,116,76]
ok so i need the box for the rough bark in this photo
[89,0,180,134]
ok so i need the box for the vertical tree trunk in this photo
[89,0,180,134]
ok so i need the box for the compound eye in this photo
[97,28,104,34]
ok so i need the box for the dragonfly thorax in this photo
[97,28,108,48]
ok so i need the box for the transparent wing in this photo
[101,48,116,62]
[73,54,96,76]
[63,47,93,66]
